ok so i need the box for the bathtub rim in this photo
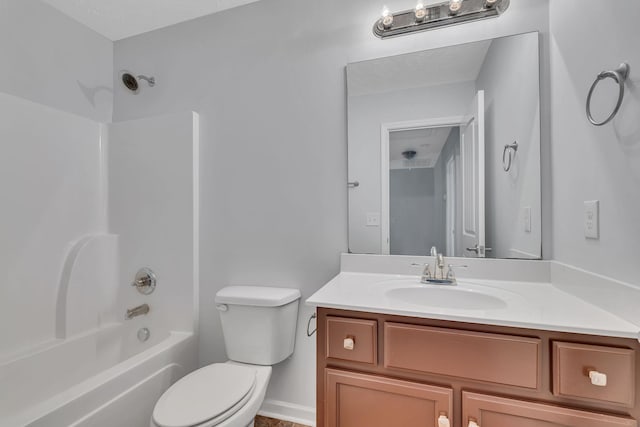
[3,330,194,427]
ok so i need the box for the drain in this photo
[137,327,151,342]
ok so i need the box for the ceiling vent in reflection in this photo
[402,150,417,160]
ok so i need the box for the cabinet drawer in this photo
[463,391,637,427]
[384,322,540,388]
[553,341,636,406]
[326,316,377,364]
[325,369,453,427]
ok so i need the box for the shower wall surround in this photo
[0,0,113,365]
[113,0,551,418]
[0,93,105,359]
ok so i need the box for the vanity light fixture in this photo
[373,0,510,39]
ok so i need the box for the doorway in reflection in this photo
[389,127,460,257]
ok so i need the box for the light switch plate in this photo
[584,200,599,239]
[366,212,380,227]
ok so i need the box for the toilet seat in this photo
[152,363,257,427]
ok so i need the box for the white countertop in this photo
[306,271,640,339]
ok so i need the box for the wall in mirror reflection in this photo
[347,32,541,259]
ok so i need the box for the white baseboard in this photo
[258,399,316,426]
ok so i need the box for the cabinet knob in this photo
[437,415,450,427]
[343,337,355,350]
[588,370,607,386]
[468,421,480,427]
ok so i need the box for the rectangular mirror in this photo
[347,32,541,259]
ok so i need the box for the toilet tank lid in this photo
[215,286,301,307]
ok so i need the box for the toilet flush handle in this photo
[216,304,229,312]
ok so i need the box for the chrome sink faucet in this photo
[427,246,446,281]
[418,247,466,285]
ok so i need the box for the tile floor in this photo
[254,415,311,427]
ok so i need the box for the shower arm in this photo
[137,75,156,87]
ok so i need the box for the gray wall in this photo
[113,0,551,411]
[477,33,541,259]
[549,1,640,284]
[390,167,443,255]
[0,0,113,122]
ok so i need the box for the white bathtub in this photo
[0,323,196,427]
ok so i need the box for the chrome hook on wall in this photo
[586,62,630,126]
[502,141,518,172]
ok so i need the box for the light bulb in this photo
[380,6,394,29]
[449,0,463,14]
[414,2,427,22]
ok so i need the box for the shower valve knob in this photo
[131,267,156,295]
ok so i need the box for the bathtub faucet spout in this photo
[126,303,150,320]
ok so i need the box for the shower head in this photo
[121,72,155,92]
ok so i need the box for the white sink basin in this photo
[386,286,508,310]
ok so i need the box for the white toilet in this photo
[151,286,301,427]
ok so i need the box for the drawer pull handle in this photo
[438,415,450,427]
[468,421,480,427]
[343,337,355,350]
[588,370,608,386]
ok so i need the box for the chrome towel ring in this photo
[502,141,518,172]
[586,62,630,126]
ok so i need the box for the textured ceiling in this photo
[40,0,262,41]
[389,127,455,169]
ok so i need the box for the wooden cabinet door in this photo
[325,368,452,427]
[463,392,637,427]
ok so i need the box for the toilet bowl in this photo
[151,286,300,427]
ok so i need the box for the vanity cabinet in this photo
[316,308,640,427]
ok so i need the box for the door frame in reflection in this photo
[380,115,464,255]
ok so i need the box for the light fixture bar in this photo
[373,0,510,39]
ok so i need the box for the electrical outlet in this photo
[366,212,380,227]
[523,207,532,233]
[584,200,599,239]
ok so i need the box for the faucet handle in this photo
[446,264,468,280]
[422,264,432,279]
[410,263,433,279]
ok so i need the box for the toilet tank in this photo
[215,286,301,365]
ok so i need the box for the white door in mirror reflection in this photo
[461,91,486,258]
[445,156,456,257]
